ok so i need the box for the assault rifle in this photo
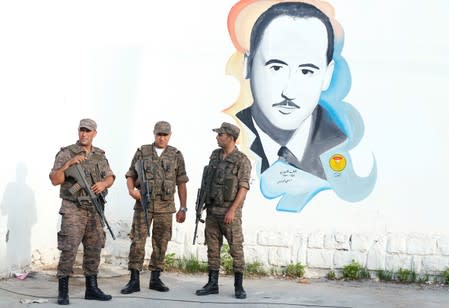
[66,164,116,240]
[135,160,151,236]
[193,165,212,245]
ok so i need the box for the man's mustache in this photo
[272,100,300,109]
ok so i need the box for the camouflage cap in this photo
[213,122,240,139]
[154,121,171,135]
[79,118,97,131]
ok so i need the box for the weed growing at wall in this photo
[327,270,337,280]
[416,274,429,284]
[377,270,394,282]
[162,253,449,285]
[163,250,270,277]
[359,267,371,279]
[377,269,423,283]
[342,261,359,280]
[245,261,267,276]
[396,268,416,283]
[284,263,305,278]
[220,244,233,274]
[164,253,208,273]
[165,253,177,270]
[442,268,449,285]
[342,260,370,280]
[180,257,208,273]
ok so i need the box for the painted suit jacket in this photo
[236,104,347,180]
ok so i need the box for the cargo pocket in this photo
[162,180,175,200]
[57,231,70,251]
[229,218,243,244]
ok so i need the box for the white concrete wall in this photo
[30,223,449,278]
[1,0,448,277]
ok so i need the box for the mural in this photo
[225,0,377,212]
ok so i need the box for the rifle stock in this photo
[135,160,151,237]
[66,164,116,240]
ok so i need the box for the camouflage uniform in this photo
[52,142,115,277]
[126,144,188,271]
[204,147,251,272]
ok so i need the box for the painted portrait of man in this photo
[225,0,376,212]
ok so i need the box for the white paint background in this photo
[0,0,448,274]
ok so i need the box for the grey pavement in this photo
[1,267,449,308]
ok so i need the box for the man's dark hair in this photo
[247,2,334,69]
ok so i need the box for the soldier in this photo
[49,118,115,305]
[196,122,251,299]
[121,121,188,294]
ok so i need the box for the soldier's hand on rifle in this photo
[128,188,141,201]
[66,155,86,169]
[50,155,87,186]
[91,181,107,194]
[176,208,187,223]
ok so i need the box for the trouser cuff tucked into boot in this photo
[57,276,69,305]
[149,270,169,292]
[120,269,140,294]
[85,275,112,301]
[234,272,247,299]
[196,270,219,296]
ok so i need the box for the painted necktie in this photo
[277,146,301,169]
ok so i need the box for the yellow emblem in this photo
[329,154,346,172]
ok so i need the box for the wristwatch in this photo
[180,207,188,213]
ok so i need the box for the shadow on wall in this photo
[0,162,37,272]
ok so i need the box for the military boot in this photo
[234,272,247,299]
[149,271,169,292]
[57,276,69,305]
[120,269,140,294]
[84,275,112,301]
[196,270,219,296]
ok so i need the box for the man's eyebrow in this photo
[264,60,320,70]
[265,59,287,66]
[298,63,320,70]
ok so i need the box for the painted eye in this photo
[270,65,282,71]
[301,69,314,75]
